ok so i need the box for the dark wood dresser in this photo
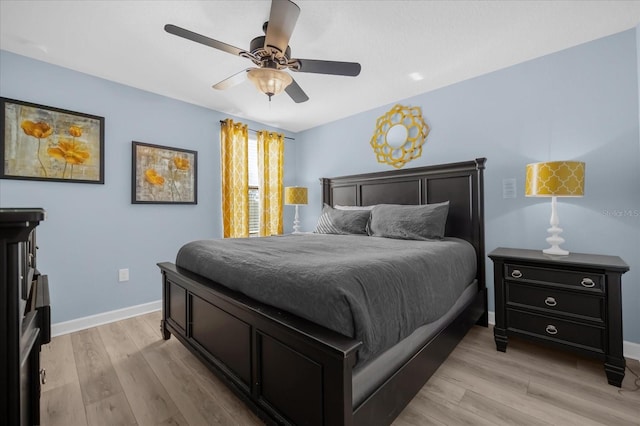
[489,247,629,387]
[1,208,50,425]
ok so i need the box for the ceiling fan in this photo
[164,0,361,103]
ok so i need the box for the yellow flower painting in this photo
[47,138,91,179]
[132,142,197,204]
[1,98,104,183]
[144,169,165,186]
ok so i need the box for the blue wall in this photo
[0,51,297,323]
[296,29,640,344]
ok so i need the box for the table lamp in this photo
[285,186,308,234]
[525,161,585,255]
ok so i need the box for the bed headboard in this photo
[320,158,486,289]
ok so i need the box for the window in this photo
[248,136,259,235]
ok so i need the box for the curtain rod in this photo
[219,120,295,141]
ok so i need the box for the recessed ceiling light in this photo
[409,72,424,81]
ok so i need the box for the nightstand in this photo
[489,247,629,387]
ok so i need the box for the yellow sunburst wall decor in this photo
[370,104,430,169]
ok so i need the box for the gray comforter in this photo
[176,234,476,364]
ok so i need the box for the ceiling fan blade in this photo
[292,59,361,76]
[165,24,245,57]
[264,0,300,55]
[285,78,309,103]
[212,68,254,90]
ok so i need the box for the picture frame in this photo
[132,141,197,204]
[1,97,105,183]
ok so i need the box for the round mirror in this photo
[386,124,408,148]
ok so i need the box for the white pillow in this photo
[334,204,375,211]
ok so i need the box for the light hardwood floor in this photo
[40,311,640,426]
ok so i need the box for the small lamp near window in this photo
[285,186,308,234]
[525,161,585,255]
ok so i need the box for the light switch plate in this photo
[502,178,516,199]
[118,268,129,282]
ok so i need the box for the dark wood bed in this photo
[158,158,487,426]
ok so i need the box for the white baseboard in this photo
[51,300,161,337]
[623,341,640,361]
[486,311,639,361]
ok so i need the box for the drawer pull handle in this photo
[511,270,523,278]
[40,368,46,385]
[544,297,557,307]
[545,325,558,335]
[581,278,595,288]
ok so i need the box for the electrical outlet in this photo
[118,268,129,282]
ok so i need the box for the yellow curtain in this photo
[220,119,249,238]
[257,130,284,236]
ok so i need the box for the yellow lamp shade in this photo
[525,161,585,197]
[285,187,308,205]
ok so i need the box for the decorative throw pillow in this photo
[368,202,449,240]
[314,204,371,235]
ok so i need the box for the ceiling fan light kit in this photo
[165,0,361,103]
[247,68,292,101]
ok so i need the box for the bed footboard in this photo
[159,262,361,426]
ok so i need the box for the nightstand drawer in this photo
[506,282,604,322]
[507,309,604,353]
[505,264,604,293]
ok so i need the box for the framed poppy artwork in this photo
[0,97,105,183]
[132,141,197,204]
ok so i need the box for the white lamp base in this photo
[543,196,570,256]
[292,204,301,234]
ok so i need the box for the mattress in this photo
[176,234,477,364]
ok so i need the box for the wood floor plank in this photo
[125,315,163,349]
[139,310,162,337]
[40,334,79,391]
[458,329,640,413]
[116,354,181,426]
[40,381,87,426]
[444,351,530,393]
[527,375,640,425]
[142,343,238,425]
[419,376,466,405]
[136,311,286,424]
[575,356,640,399]
[126,314,193,361]
[392,403,446,426]
[155,412,190,426]
[71,328,126,406]
[408,389,496,426]
[97,321,139,360]
[99,320,183,426]
[84,391,137,426]
[457,389,550,426]
[434,357,606,426]
[181,353,263,426]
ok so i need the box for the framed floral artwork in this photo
[0,97,105,183]
[132,141,197,204]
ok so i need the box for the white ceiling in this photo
[1,1,640,133]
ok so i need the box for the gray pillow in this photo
[314,204,370,235]
[368,202,449,240]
